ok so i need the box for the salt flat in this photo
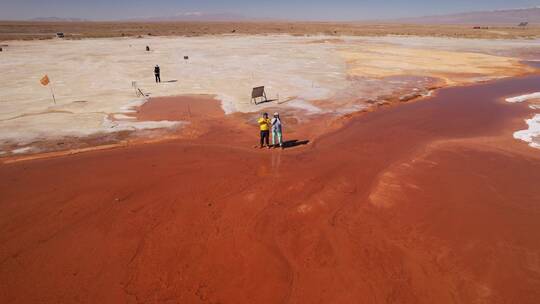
[0,35,538,153]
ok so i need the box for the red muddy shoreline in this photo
[1,75,540,303]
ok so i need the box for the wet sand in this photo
[1,76,540,303]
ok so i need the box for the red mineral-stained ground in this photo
[1,75,540,303]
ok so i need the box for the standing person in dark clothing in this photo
[258,112,271,149]
[154,65,161,83]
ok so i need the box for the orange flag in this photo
[40,75,50,86]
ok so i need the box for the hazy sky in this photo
[1,0,539,21]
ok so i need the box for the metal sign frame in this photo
[251,86,267,105]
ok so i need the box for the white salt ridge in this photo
[102,117,183,132]
[113,114,136,120]
[505,92,540,103]
[514,114,540,149]
[1,118,182,157]
[12,147,33,154]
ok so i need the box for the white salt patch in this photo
[514,114,540,149]
[336,104,369,115]
[298,87,331,101]
[217,94,238,115]
[119,99,148,113]
[12,147,32,154]
[113,114,136,120]
[288,100,322,114]
[506,92,540,103]
[102,117,183,132]
[423,90,434,97]
[506,93,540,149]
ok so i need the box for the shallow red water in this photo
[1,76,540,303]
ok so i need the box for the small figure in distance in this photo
[146,46,150,51]
[258,113,271,149]
[271,112,283,149]
[154,65,161,83]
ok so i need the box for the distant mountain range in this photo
[393,7,540,25]
[29,17,90,22]
[27,13,251,22]
[127,12,251,22]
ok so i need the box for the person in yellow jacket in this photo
[258,112,271,148]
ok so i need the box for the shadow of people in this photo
[281,139,310,149]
